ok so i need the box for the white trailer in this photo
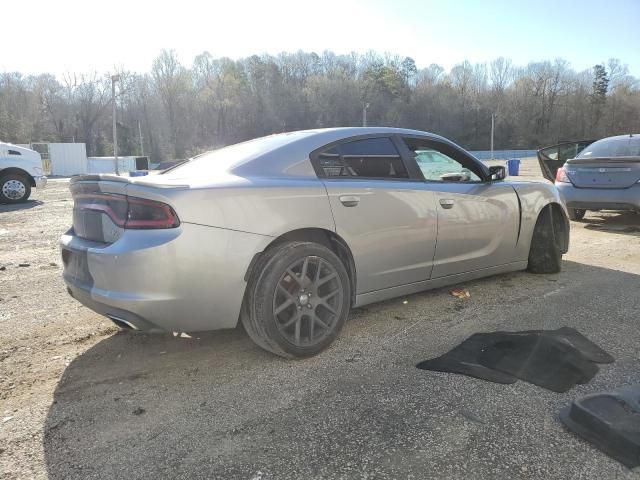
[28,143,149,176]
[87,156,140,174]
[48,143,88,176]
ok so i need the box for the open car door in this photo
[537,140,595,181]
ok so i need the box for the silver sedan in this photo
[61,127,569,357]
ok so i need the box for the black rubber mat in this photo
[416,333,518,384]
[478,333,599,393]
[560,385,640,468]
[417,327,613,392]
[505,327,614,364]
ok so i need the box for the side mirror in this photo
[489,165,506,181]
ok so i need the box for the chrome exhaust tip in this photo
[107,315,139,331]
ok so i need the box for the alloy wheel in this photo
[272,255,344,347]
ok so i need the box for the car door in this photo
[398,136,521,279]
[537,140,595,181]
[312,136,438,295]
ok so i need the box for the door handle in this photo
[339,195,360,207]
[439,199,455,209]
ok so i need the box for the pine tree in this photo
[592,64,609,100]
[590,64,609,131]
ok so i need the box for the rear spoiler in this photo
[566,156,640,165]
[69,174,131,184]
[69,174,188,189]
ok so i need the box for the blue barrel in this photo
[506,159,520,176]
[129,171,149,177]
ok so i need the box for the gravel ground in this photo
[1,179,639,479]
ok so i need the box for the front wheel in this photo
[241,241,351,358]
[0,173,31,203]
[568,208,586,221]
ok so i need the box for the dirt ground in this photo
[1,178,639,479]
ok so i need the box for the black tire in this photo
[0,173,31,204]
[241,241,351,358]
[567,208,586,221]
[527,207,563,274]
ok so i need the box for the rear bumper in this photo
[556,183,640,211]
[60,223,271,332]
[34,175,47,189]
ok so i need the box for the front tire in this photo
[567,208,586,221]
[0,173,31,203]
[241,241,351,358]
[527,207,563,274]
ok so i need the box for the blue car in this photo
[538,135,640,220]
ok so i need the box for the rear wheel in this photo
[0,173,31,204]
[527,207,563,274]
[241,241,351,358]
[568,208,586,221]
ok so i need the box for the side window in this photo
[316,146,351,177]
[315,137,408,179]
[557,143,581,161]
[540,145,559,161]
[8,149,21,156]
[402,139,482,182]
[542,142,593,162]
[576,141,593,156]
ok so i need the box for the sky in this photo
[2,0,639,77]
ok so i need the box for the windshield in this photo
[164,131,311,176]
[577,136,640,158]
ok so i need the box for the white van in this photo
[0,142,47,203]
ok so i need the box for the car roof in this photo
[229,127,450,177]
[159,127,463,182]
[260,126,448,147]
[597,134,640,141]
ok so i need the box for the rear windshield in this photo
[577,136,640,158]
[164,131,311,176]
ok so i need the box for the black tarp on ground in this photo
[416,327,613,392]
[560,385,640,468]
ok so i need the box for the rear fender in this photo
[125,178,336,238]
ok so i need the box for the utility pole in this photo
[362,102,370,127]
[138,121,144,156]
[111,74,120,175]
[490,113,495,160]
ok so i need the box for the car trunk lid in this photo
[564,157,640,188]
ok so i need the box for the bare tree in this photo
[152,50,191,157]
[490,57,513,94]
[1,50,639,159]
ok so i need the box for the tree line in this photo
[1,50,638,161]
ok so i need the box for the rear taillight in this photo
[555,167,571,183]
[75,193,179,229]
[125,197,180,228]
